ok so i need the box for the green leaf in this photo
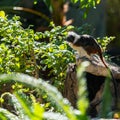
[14,92,33,119]
[0,108,19,120]
[99,76,112,118]
[96,0,101,4]
[0,73,78,120]
[33,102,44,119]
[44,112,68,120]
[77,62,89,119]
[0,11,6,19]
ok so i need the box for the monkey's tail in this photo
[98,52,118,102]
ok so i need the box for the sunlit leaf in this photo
[33,102,44,119]
[0,11,6,19]
[96,0,101,4]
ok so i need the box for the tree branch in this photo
[76,54,120,79]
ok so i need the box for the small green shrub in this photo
[97,36,115,52]
[0,13,75,90]
[0,62,89,120]
[0,11,117,119]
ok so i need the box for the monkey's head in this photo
[66,31,91,57]
[66,31,101,56]
[66,31,97,47]
[66,31,80,49]
[66,31,80,44]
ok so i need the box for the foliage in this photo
[0,11,117,119]
[0,15,38,75]
[35,0,101,11]
[70,0,101,18]
[71,0,101,8]
[0,62,89,120]
[0,13,74,90]
[77,62,89,120]
[0,10,6,19]
[99,75,112,118]
[0,0,101,26]
[0,11,112,89]
[2,65,118,119]
[97,36,115,51]
[35,24,75,89]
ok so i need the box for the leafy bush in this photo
[97,36,115,52]
[0,13,75,90]
[0,62,89,120]
[0,12,90,120]
[0,11,117,119]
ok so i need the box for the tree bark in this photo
[50,0,73,26]
[63,63,78,107]
[75,54,120,79]
[63,54,120,117]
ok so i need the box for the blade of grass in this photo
[0,108,19,120]
[0,73,78,120]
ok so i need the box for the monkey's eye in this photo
[66,35,75,43]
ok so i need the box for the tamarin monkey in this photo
[66,31,118,107]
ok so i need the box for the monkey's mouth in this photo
[66,41,74,49]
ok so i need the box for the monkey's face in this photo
[66,31,75,43]
[66,31,90,57]
[66,31,80,50]
[66,31,80,43]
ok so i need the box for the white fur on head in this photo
[67,32,90,58]
[67,31,80,44]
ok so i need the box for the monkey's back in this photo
[73,34,102,55]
